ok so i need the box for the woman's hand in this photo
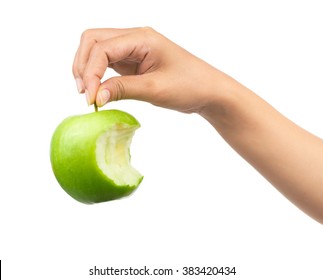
[72,27,230,114]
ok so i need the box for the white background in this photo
[1,0,323,279]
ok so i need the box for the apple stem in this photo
[94,103,98,112]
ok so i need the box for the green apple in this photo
[50,109,143,204]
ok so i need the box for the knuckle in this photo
[140,26,155,37]
[80,29,95,42]
[138,26,159,47]
[114,79,126,101]
[141,26,154,32]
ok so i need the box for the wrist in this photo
[198,68,243,129]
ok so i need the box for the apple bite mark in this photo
[50,109,143,204]
[96,124,142,187]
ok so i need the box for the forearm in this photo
[200,72,323,224]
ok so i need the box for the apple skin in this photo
[50,109,143,204]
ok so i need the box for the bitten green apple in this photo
[50,109,143,204]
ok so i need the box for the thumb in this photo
[96,74,157,107]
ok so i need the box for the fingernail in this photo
[75,78,84,93]
[85,90,91,106]
[97,89,110,107]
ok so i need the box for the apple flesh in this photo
[50,109,143,204]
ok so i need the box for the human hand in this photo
[73,27,230,114]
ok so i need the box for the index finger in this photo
[83,28,154,105]
[72,28,136,92]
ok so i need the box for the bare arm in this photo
[73,27,323,224]
[200,78,323,224]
